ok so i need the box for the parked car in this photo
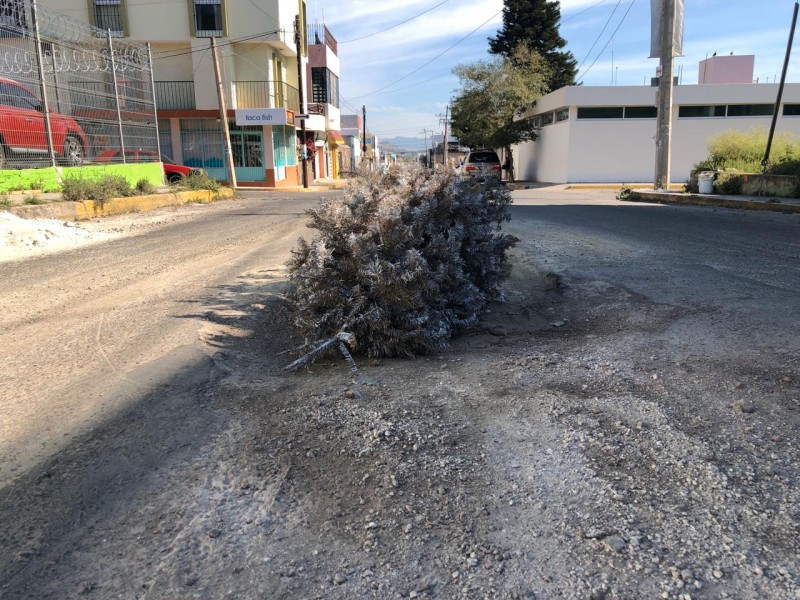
[461,149,502,180]
[0,77,87,168]
[95,149,202,184]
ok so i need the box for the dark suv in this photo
[461,149,502,180]
[0,77,87,168]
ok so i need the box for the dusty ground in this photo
[1,194,798,599]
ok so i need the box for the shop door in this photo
[230,131,264,182]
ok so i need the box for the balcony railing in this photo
[308,24,337,55]
[154,81,196,110]
[231,81,300,113]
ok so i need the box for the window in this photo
[532,116,541,128]
[542,112,554,125]
[726,104,774,117]
[0,81,40,110]
[678,105,726,118]
[311,67,327,104]
[577,107,624,119]
[624,106,657,119]
[192,0,224,37]
[556,108,569,122]
[784,104,800,116]
[93,0,125,34]
[311,67,339,108]
[272,125,296,168]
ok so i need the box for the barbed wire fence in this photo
[0,0,158,170]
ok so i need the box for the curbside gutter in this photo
[628,189,800,214]
[6,188,235,221]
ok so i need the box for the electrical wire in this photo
[339,0,453,44]
[153,30,282,60]
[577,0,638,83]
[345,9,502,100]
[562,0,612,22]
[575,0,623,74]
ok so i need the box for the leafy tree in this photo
[489,0,577,91]
[450,45,549,177]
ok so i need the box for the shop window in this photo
[272,125,297,168]
[577,107,624,119]
[180,118,224,169]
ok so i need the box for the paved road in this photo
[0,191,331,489]
[508,186,800,355]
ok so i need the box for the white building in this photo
[513,56,800,184]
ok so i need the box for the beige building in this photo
[46,0,310,186]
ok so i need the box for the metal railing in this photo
[231,81,299,113]
[308,24,337,55]
[154,81,196,110]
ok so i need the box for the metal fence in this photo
[0,0,158,170]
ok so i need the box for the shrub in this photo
[694,129,800,175]
[285,164,517,367]
[180,171,220,192]
[61,174,133,203]
[714,172,743,195]
[0,193,11,207]
[135,178,156,195]
[24,194,45,205]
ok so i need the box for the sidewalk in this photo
[629,188,800,214]
[507,181,800,214]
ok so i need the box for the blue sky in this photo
[311,0,800,141]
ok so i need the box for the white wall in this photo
[514,83,800,183]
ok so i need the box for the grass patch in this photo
[135,178,157,195]
[62,175,134,203]
[24,194,45,205]
[0,194,11,208]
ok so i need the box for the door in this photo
[230,130,264,182]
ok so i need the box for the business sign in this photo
[235,108,288,126]
[650,0,684,58]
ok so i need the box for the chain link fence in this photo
[0,0,158,170]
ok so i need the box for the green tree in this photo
[450,45,549,178]
[489,0,577,91]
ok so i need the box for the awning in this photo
[327,130,346,145]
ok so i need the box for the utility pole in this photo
[420,129,429,168]
[294,16,308,188]
[436,107,450,167]
[362,104,367,168]
[211,37,237,188]
[654,0,676,190]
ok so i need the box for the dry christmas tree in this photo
[284,164,517,370]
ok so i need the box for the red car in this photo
[0,77,87,168]
[95,149,201,184]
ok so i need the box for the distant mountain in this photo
[380,136,426,153]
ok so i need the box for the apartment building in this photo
[46,0,309,186]
[304,23,343,179]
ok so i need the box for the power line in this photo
[153,30,282,60]
[346,9,502,100]
[562,0,612,22]
[577,0,638,83]
[339,0,453,43]
[575,0,623,74]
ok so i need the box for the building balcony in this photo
[231,81,300,113]
[154,81,196,110]
[308,24,337,54]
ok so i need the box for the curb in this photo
[629,190,800,214]
[6,188,235,221]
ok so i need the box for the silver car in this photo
[461,149,501,180]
